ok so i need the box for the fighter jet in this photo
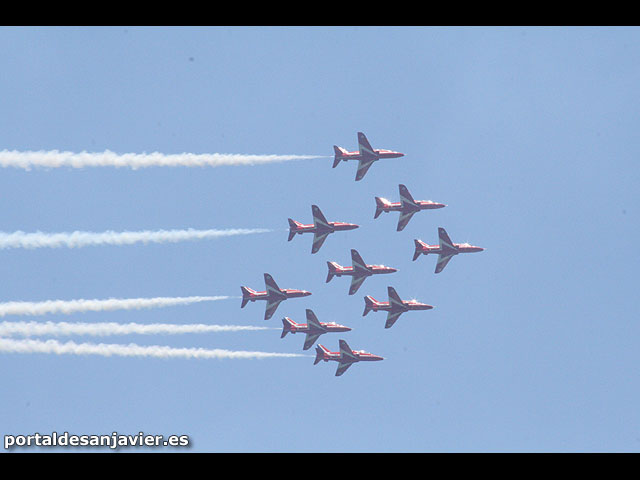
[333,132,405,181]
[281,309,352,350]
[413,227,484,274]
[314,339,384,376]
[363,286,434,329]
[288,205,359,254]
[374,184,446,232]
[240,273,311,320]
[326,249,398,295]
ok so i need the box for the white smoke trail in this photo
[0,321,276,337]
[0,295,230,318]
[0,227,271,250]
[0,337,307,359]
[0,150,325,170]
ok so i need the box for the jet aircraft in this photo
[333,132,404,181]
[326,249,398,295]
[240,273,311,320]
[314,339,384,376]
[413,227,484,273]
[288,205,359,254]
[281,309,352,350]
[363,286,434,329]
[374,184,446,231]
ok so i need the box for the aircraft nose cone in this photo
[303,291,312,296]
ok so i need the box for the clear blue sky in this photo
[0,26,638,452]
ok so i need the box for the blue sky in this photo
[0,26,639,452]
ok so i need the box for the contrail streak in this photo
[0,337,308,359]
[0,296,231,318]
[0,150,325,170]
[0,227,271,249]
[0,321,276,337]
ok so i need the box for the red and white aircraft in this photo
[374,184,446,232]
[326,249,398,295]
[240,273,311,320]
[281,309,352,350]
[314,339,384,376]
[413,227,484,274]
[288,205,359,254]
[333,132,405,181]
[363,286,434,329]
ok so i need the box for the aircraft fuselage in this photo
[379,200,446,214]
[243,288,311,302]
[415,241,484,257]
[337,149,404,162]
[330,264,397,278]
[367,299,434,313]
[291,221,359,235]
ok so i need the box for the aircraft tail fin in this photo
[314,344,328,365]
[413,239,424,262]
[363,296,377,316]
[240,286,255,308]
[281,317,295,338]
[326,261,341,283]
[333,146,347,168]
[287,218,301,241]
[374,197,391,219]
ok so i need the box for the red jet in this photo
[281,309,352,350]
[413,227,484,274]
[363,286,434,329]
[326,249,398,295]
[288,205,359,254]
[314,339,384,376]
[240,273,311,320]
[374,184,446,232]
[333,132,405,181]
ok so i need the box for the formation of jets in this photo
[240,132,483,376]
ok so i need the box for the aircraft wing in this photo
[350,249,370,274]
[355,158,376,181]
[438,227,455,251]
[335,362,354,376]
[385,311,403,329]
[349,274,368,295]
[387,286,405,309]
[264,298,284,320]
[311,231,330,254]
[264,273,285,298]
[398,184,418,208]
[357,132,376,159]
[303,332,322,351]
[434,253,455,274]
[305,309,324,331]
[311,205,331,230]
[339,339,358,360]
[396,211,416,232]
